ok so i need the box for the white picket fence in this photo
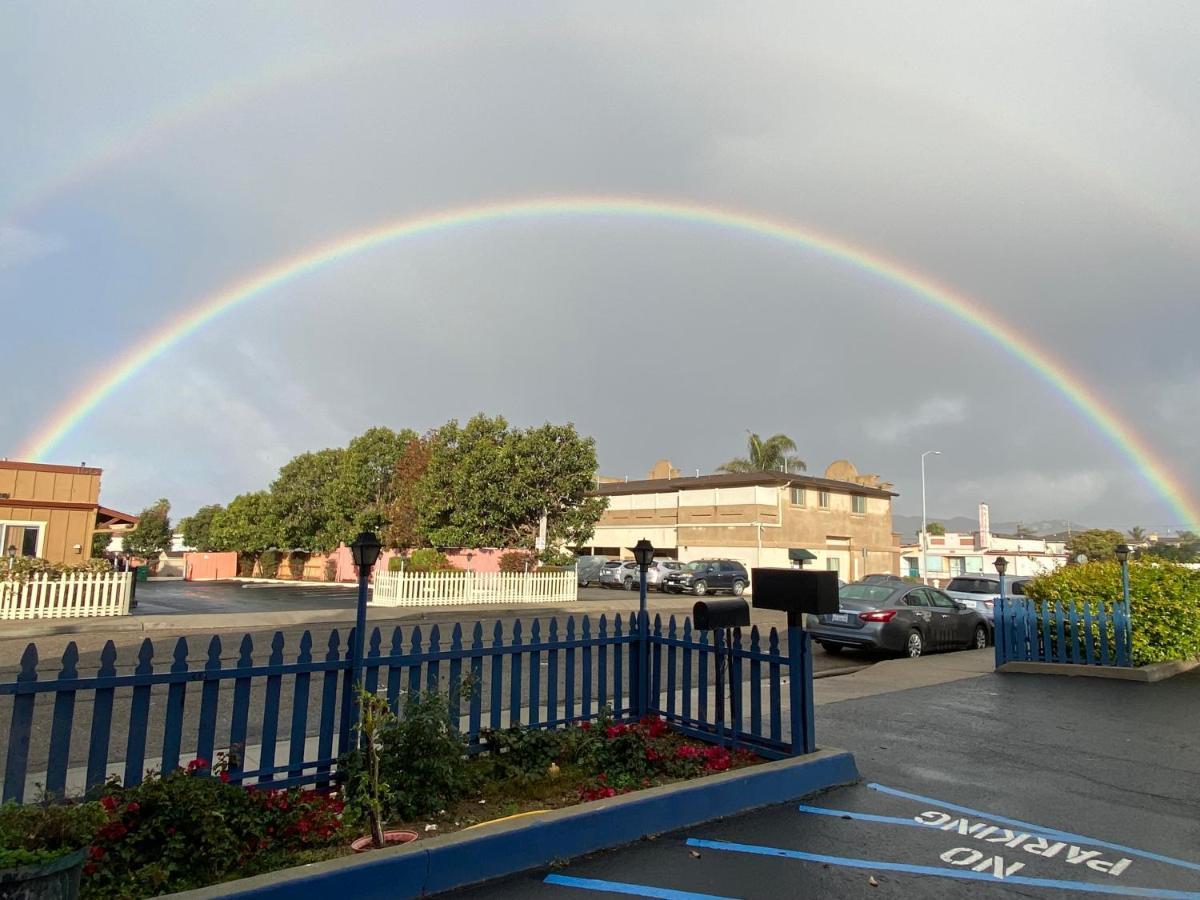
[371,570,577,607]
[0,572,134,620]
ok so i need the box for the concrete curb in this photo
[998,657,1200,682]
[171,749,859,899]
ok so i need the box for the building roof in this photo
[0,460,102,476]
[592,470,897,499]
[96,506,139,527]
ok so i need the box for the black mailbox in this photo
[751,568,839,623]
[692,598,750,631]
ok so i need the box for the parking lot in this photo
[451,669,1200,899]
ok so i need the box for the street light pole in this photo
[348,531,382,744]
[632,539,655,718]
[919,450,941,584]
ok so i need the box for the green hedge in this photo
[1024,560,1200,665]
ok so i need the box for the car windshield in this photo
[836,584,894,609]
[604,562,621,568]
[685,561,713,572]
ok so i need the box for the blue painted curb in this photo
[174,749,858,899]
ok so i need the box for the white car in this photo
[944,574,1033,625]
[647,559,684,592]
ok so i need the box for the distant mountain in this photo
[892,514,1090,540]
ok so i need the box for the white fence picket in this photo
[370,569,577,607]
[0,572,134,620]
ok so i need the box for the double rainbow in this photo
[17,196,1198,528]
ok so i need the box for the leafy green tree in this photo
[91,529,111,558]
[178,504,224,552]
[926,521,946,536]
[209,491,281,561]
[124,499,172,559]
[1144,531,1200,564]
[1066,528,1125,562]
[1128,525,1146,542]
[270,448,345,552]
[717,432,805,474]
[330,426,417,541]
[417,415,606,550]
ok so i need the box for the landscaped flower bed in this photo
[0,698,763,899]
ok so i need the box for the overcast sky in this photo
[2,2,1197,531]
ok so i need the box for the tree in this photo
[124,499,172,559]
[416,415,606,550]
[717,432,806,474]
[209,492,281,558]
[270,448,345,552]
[1128,526,1146,542]
[1144,531,1200,564]
[330,426,417,542]
[178,504,224,552]
[1066,528,1125,562]
[1015,524,1037,539]
[926,521,946,536]
[91,530,111,558]
[382,434,433,549]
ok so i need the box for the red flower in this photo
[89,846,106,861]
[99,795,118,812]
[83,863,97,876]
[124,801,140,814]
[579,722,591,731]
[186,758,209,773]
[219,771,231,783]
[167,826,177,836]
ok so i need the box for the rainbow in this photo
[17,195,1199,528]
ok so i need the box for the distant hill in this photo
[892,514,1089,540]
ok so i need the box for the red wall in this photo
[184,551,238,581]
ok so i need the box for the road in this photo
[453,668,1200,899]
[0,581,867,789]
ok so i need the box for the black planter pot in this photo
[0,848,86,900]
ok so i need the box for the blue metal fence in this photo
[0,613,814,803]
[994,596,1132,667]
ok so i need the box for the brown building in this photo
[0,461,109,564]
[584,460,900,580]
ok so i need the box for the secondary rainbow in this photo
[17,195,1199,529]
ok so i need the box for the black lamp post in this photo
[1115,544,1132,608]
[6,545,15,573]
[349,531,382,739]
[993,556,1008,666]
[632,539,655,716]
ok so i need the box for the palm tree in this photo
[1128,525,1146,542]
[717,432,806,474]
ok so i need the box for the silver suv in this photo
[944,574,1032,623]
[647,559,684,592]
[599,560,639,590]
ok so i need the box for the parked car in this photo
[599,560,639,590]
[647,559,684,591]
[858,574,910,586]
[575,555,611,587]
[944,574,1033,624]
[807,582,989,658]
[661,559,749,596]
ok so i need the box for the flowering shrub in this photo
[82,762,345,898]
[0,799,105,869]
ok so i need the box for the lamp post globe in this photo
[1114,544,1131,564]
[350,531,383,572]
[633,539,655,572]
[993,556,1008,576]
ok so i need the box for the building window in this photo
[1,522,41,558]
[790,487,806,506]
[948,556,965,576]
[825,557,840,572]
[851,495,866,514]
[818,490,831,509]
[925,555,945,573]
[903,556,920,577]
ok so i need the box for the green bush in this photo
[0,800,104,869]
[498,551,535,573]
[324,559,338,582]
[341,691,476,822]
[257,550,281,579]
[1024,560,1200,665]
[286,552,308,580]
[405,549,454,573]
[387,556,405,573]
[85,763,344,898]
[237,553,256,578]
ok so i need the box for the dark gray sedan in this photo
[807,582,989,658]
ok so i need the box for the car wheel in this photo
[905,630,924,659]
[731,580,746,597]
[819,642,842,654]
[693,580,708,596]
[971,623,988,650]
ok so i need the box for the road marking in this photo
[543,874,739,899]
[867,782,1200,873]
[686,838,1200,898]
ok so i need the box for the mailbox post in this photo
[751,568,838,754]
[692,598,750,748]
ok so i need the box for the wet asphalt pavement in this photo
[451,668,1200,899]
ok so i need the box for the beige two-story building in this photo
[1,460,103,564]
[583,460,900,580]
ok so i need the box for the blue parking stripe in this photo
[867,782,1200,873]
[544,874,739,900]
[687,838,1200,899]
